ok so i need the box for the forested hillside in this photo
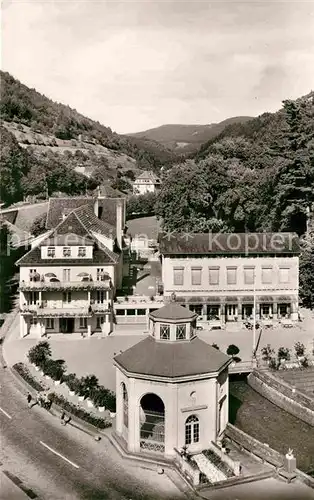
[156,93,314,236]
[0,71,177,206]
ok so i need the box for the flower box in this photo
[35,366,40,372]
[78,395,85,402]
[109,412,116,418]
[87,399,94,408]
[54,380,61,386]
[98,406,105,412]
[69,390,75,396]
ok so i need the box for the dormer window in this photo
[176,324,186,340]
[160,324,170,340]
[78,246,86,257]
[63,247,71,257]
[47,246,55,258]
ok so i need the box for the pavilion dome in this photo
[149,302,197,323]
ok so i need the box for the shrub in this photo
[65,373,78,392]
[48,393,112,429]
[268,358,278,370]
[28,341,51,367]
[80,375,99,398]
[226,344,240,358]
[13,362,45,391]
[277,347,290,362]
[294,342,306,357]
[261,344,275,362]
[43,359,66,381]
[91,386,116,411]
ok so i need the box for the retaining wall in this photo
[248,370,314,426]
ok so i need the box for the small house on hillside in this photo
[133,171,161,196]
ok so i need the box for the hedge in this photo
[48,393,112,429]
[13,362,45,392]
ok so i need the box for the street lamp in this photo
[252,269,256,358]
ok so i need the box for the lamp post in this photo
[252,269,256,358]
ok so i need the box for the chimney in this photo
[94,196,99,218]
[116,199,123,249]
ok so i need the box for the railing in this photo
[115,295,164,306]
[91,303,111,313]
[229,360,255,374]
[19,280,111,291]
[20,305,92,317]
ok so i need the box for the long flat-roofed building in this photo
[159,232,300,324]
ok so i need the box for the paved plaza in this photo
[3,308,314,392]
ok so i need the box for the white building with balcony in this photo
[159,232,300,325]
[17,195,126,338]
[132,171,161,196]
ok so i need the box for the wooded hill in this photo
[156,92,314,236]
[0,71,177,206]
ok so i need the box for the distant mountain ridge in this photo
[128,117,253,152]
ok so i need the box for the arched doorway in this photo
[139,393,165,453]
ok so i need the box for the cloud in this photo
[2,0,314,132]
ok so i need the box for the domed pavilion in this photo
[114,301,232,459]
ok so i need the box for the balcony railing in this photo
[19,280,112,291]
[115,295,164,306]
[20,304,93,317]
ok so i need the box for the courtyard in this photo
[3,307,314,393]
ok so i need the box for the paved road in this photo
[0,365,182,500]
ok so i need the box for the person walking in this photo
[60,411,66,425]
[27,393,32,407]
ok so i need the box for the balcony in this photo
[19,280,112,292]
[90,302,111,314]
[20,303,93,317]
[115,295,164,307]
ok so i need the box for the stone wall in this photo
[248,370,314,426]
[225,424,284,468]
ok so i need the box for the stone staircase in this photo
[193,453,227,483]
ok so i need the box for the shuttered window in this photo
[173,267,184,286]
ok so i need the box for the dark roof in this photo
[136,171,160,183]
[126,216,161,240]
[97,198,126,227]
[46,197,95,229]
[150,303,197,321]
[159,232,300,256]
[0,210,18,225]
[16,243,119,266]
[74,205,116,238]
[114,336,230,378]
[95,185,125,198]
[41,234,94,246]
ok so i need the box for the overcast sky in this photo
[2,0,314,133]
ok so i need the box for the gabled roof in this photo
[16,243,119,266]
[73,205,116,239]
[159,232,300,256]
[150,303,197,321]
[135,171,160,183]
[114,336,230,378]
[41,233,94,246]
[46,197,95,229]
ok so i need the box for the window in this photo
[97,268,104,281]
[208,267,219,285]
[78,246,86,257]
[96,317,105,329]
[191,267,202,286]
[176,324,186,340]
[46,318,54,329]
[97,291,106,303]
[173,267,184,286]
[116,309,125,315]
[244,267,255,285]
[79,318,87,329]
[29,269,37,282]
[160,324,170,340]
[122,382,128,428]
[63,269,70,281]
[47,247,55,257]
[63,247,71,257]
[62,292,72,303]
[262,267,272,284]
[227,267,237,285]
[30,317,38,326]
[189,304,203,316]
[29,292,39,305]
[279,267,290,284]
[126,309,136,315]
[260,304,273,317]
[185,415,199,445]
[137,309,146,315]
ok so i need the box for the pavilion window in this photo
[227,267,237,285]
[176,324,186,340]
[191,267,202,286]
[262,267,272,284]
[185,415,199,445]
[63,247,71,257]
[244,267,255,285]
[173,267,184,286]
[122,383,128,428]
[208,267,219,285]
[47,246,55,258]
[160,324,170,340]
[279,267,290,284]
